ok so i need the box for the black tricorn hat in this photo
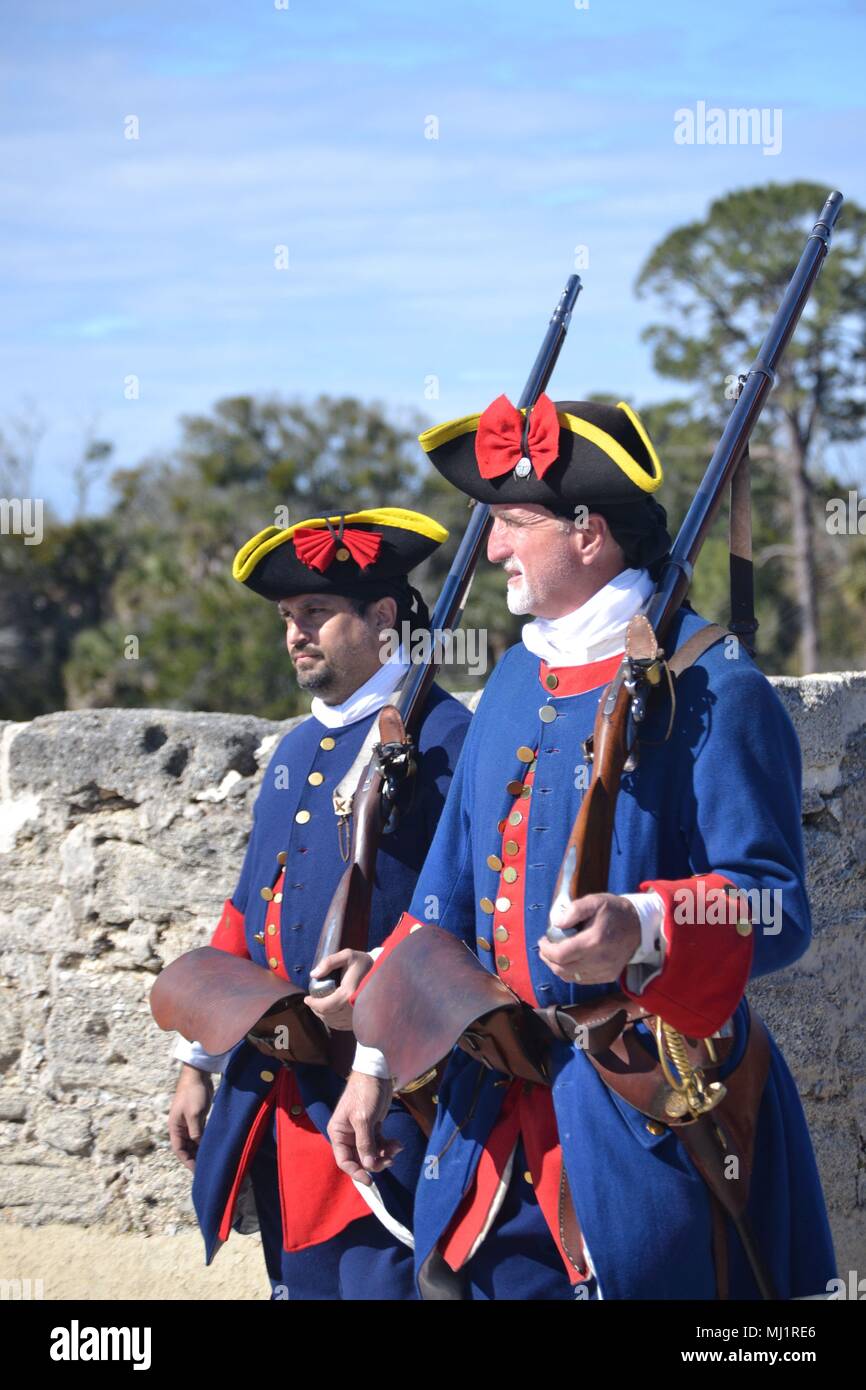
[419,394,663,509]
[419,394,670,569]
[232,507,448,602]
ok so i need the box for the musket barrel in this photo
[309,269,583,993]
[395,273,582,719]
[647,191,844,637]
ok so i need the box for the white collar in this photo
[310,650,411,729]
[520,568,655,667]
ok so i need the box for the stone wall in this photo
[0,676,864,1280]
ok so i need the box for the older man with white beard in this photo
[309,395,836,1302]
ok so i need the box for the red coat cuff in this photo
[620,873,754,1037]
[350,911,422,1005]
[210,898,249,959]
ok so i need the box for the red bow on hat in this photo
[475,392,560,481]
[293,526,382,573]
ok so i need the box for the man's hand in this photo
[168,1064,214,1172]
[305,949,374,1030]
[539,892,641,985]
[327,1071,400,1186]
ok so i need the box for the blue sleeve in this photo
[674,653,811,978]
[407,725,477,945]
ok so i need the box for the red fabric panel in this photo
[620,872,754,1037]
[350,911,421,1006]
[538,651,622,697]
[262,870,288,981]
[440,1081,586,1284]
[440,1082,521,1270]
[210,897,249,959]
[217,1083,277,1242]
[519,1085,586,1283]
[492,766,536,1005]
[275,1069,369,1251]
[217,1068,368,1251]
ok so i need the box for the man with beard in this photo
[309,395,836,1301]
[167,507,470,1299]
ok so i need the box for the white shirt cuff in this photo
[173,1036,233,1073]
[621,890,666,993]
[351,1041,391,1079]
[350,948,389,1077]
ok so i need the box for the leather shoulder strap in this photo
[667,622,733,678]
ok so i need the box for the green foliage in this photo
[0,394,523,720]
[636,182,866,442]
[636,181,866,671]
[4,182,866,719]
[0,517,127,719]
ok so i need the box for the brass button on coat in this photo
[277,851,287,865]
[495,896,511,912]
[523,1170,534,1184]
[320,736,336,750]
[508,811,523,826]
[494,925,509,942]
[503,866,518,884]
[479,897,495,914]
[267,923,277,936]
[260,886,274,901]
[539,705,557,723]
[335,547,350,561]
[477,937,492,951]
[487,854,503,872]
[646,1120,666,1136]
[308,771,324,786]
[504,839,519,855]
[268,957,278,969]
[496,954,511,971]
[273,892,283,903]
[260,1070,275,1083]
[520,785,531,799]
[545,672,559,690]
[253,931,265,945]
[295,809,311,824]
[290,1103,304,1116]
[506,779,523,796]
[516,745,535,763]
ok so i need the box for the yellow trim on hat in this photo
[232,507,447,583]
[419,404,662,494]
[418,414,482,452]
[615,402,663,488]
[558,406,663,493]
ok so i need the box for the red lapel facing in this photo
[538,651,623,697]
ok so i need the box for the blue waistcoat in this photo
[405,609,836,1299]
[192,682,471,1262]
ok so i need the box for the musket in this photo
[548,189,844,922]
[544,189,844,1301]
[309,272,583,999]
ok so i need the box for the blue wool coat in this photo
[191,683,471,1263]
[402,608,836,1299]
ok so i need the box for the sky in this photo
[2,0,865,517]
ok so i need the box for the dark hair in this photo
[347,583,429,635]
